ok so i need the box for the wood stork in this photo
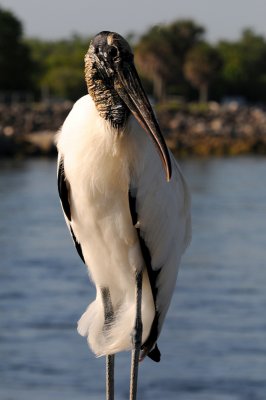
[56,31,191,400]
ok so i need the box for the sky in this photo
[1,0,266,42]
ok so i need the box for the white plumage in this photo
[56,93,191,357]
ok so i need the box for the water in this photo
[0,157,266,400]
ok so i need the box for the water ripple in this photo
[1,157,266,400]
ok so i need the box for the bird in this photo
[56,31,191,400]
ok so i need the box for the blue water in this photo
[0,157,266,400]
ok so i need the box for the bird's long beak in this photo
[114,62,172,181]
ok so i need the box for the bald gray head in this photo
[84,31,172,181]
[88,31,133,65]
[84,31,133,128]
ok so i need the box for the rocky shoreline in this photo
[1,101,266,157]
[0,102,72,157]
[158,102,266,156]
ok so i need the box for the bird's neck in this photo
[85,60,130,129]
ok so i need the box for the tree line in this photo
[1,6,266,103]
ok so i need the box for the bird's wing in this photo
[57,156,71,221]
[129,134,191,359]
[57,155,85,264]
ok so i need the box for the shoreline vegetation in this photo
[1,101,266,158]
[1,9,266,159]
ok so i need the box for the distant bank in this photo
[1,101,266,157]
[0,101,72,157]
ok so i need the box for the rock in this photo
[1,101,266,157]
[157,103,266,156]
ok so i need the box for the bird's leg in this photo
[101,287,115,400]
[106,354,115,400]
[129,270,143,400]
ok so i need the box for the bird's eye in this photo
[108,46,118,58]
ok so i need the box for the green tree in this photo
[184,42,222,102]
[0,7,34,91]
[217,29,266,102]
[27,35,90,100]
[135,19,205,100]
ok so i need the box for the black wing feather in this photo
[128,189,161,362]
[70,225,85,264]
[57,157,85,264]
[57,158,71,221]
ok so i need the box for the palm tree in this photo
[184,42,222,103]
[135,20,205,101]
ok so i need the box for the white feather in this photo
[56,94,191,356]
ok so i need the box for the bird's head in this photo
[85,31,171,181]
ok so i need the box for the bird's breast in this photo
[58,99,144,287]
